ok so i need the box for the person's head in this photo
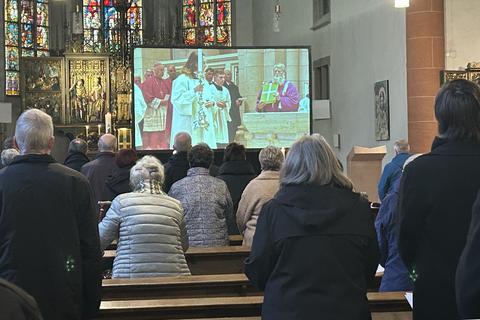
[224,70,232,83]
[403,153,422,171]
[14,108,54,155]
[77,79,84,86]
[188,143,213,169]
[153,62,165,79]
[130,155,164,192]
[1,148,19,166]
[259,146,284,171]
[435,79,480,142]
[214,69,226,86]
[115,148,137,168]
[96,77,102,85]
[167,64,177,80]
[204,67,214,83]
[68,138,88,155]
[3,137,14,150]
[183,52,198,76]
[144,69,154,79]
[223,142,246,162]
[393,139,410,155]
[98,133,117,153]
[273,63,286,84]
[280,134,354,189]
[173,132,192,152]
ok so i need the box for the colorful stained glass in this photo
[36,2,48,26]
[216,25,230,45]
[183,5,196,28]
[129,30,143,46]
[5,23,19,46]
[104,5,119,29]
[6,71,20,96]
[36,26,48,49]
[200,0,211,3]
[217,1,230,25]
[37,50,49,57]
[84,29,102,52]
[104,0,117,5]
[183,28,196,46]
[5,47,19,71]
[21,23,34,48]
[183,0,195,5]
[128,6,142,29]
[201,27,215,45]
[20,0,34,24]
[5,0,19,22]
[21,49,34,57]
[199,3,214,27]
[84,0,101,29]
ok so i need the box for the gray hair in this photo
[280,134,354,190]
[273,63,286,73]
[15,109,54,154]
[394,139,410,154]
[174,132,192,152]
[98,133,117,152]
[1,148,19,166]
[130,155,165,193]
[259,146,284,171]
[68,138,88,154]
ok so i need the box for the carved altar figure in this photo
[90,77,105,122]
[70,79,88,122]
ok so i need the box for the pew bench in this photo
[97,292,411,320]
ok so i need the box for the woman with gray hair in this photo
[1,148,19,167]
[236,146,284,247]
[245,135,379,320]
[99,155,190,278]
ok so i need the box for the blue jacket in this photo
[375,177,413,292]
[378,153,410,201]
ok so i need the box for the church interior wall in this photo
[237,0,408,168]
[445,0,480,70]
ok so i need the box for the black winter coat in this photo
[245,184,379,320]
[64,152,90,172]
[105,165,134,198]
[217,160,256,235]
[0,278,43,320]
[398,137,480,320]
[163,152,189,194]
[0,154,102,320]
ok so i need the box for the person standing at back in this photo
[0,109,102,320]
[163,132,192,194]
[81,133,118,213]
[64,138,89,172]
[398,79,480,319]
[217,143,256,235]
[377,140,410,201]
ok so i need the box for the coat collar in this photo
[187,167,210,177]
[430,137,480,156]
[10,154,55,165]
[256,170,280,180]
[95,152,116,160]
[218,160,255,175]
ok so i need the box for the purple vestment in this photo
[256,81,300,112]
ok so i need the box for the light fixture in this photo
[395,0,410,8]
[273,0,281,32]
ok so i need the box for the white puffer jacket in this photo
[99,188,191,278]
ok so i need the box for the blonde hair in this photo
[280,134,353,190]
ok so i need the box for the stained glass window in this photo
[4,0,49,95]
[182,0,232,46]
[83,0,143,53]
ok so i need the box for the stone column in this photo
[239,49,263,113]
[406,0,444,152]
[299,49,309,98]
[286,48,299,95]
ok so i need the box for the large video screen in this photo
[133,47,311,150]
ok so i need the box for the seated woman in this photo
[99,155,190,278]
[237,145,284,247]
[169,143,232,247]
[245,135,379,320]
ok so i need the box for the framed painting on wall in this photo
[65,54,110,125]
[374,80,390,141]
[21,57,65,124]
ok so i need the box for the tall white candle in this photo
[281,147,286,157]
[97,124,101,135]
[105,112,112,134]
[85,125,89,138]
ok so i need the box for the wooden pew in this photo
[97,292,411,320]
[102,274,260,300]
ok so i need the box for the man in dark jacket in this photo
[64,138,90,172]
[81,133,118,213]
[398,79,480,319]
[0,278,43,320]
[0,109,102,320]
[164,132,192,193]
[377,139,410,201]
[224,70,243,142]
[217,143,256,235]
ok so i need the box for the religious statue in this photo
[70,79,88,122]
[90,77,106,122]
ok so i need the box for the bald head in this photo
[98,133,117,153]
[173,132,192,152]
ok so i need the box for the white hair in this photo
[259,146,284,171]
[1,148,19,166]
[394,140,410,154]
[15,109,54,154]
[98,134,117,152]
[130,155,165,193]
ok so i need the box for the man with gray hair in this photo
[378,139,411,201]
[0,109,102,319]
[64,138,90,172]
[163,132,192,193]
[81,133,118,212]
